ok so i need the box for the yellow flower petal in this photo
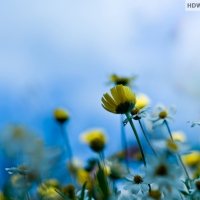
[103,93,117,107]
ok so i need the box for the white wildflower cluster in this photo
[1,125,61,183]
[2,81,200,200]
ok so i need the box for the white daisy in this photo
[151,105,176,129]
[123,173,149,194]
[145,155,182,189]
[0,125,37,157]
[152,139,190,155]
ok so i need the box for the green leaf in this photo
[179,189,189,196]
[96,162,109,199]
[88,192,93,200]
[55,189,71,200]
[181,178,190,191]
[79,181,87,200]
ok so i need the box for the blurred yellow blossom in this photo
[101,84,136,114]
[135,93,151,109]
[109,74,136,86]
[54,108,70,123]
[172,131,186,142]
[77,169,93,190]
[182,151,200,167]
[80,129,106,152]
[62,184,76,200]
[37,179,62,200]
[193,166,200,179]
[11,174,27,189]
[0,192,5,200]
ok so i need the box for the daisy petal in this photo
[123,184,132,190]
[125,174,134,181]
[141,183,149,192]
[152,119,164,129]
[131,184,140,194]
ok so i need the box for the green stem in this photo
[120,114,130,172]
[125,112,146,166]
[164,121,191,183]
[112,178,115,192]
[99,151,107,175]
[177,154,190,183]
[138,119,157,157]
[23,175,30,200]
[60,124,73,160]
[164,120,173,140]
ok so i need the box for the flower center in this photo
[18,164,28,171]
[89,138,105,152]
[13,128,24,138]
[116,102,135,114]
[133,175,143,184]
[62,184,76,199]
[166,140,178,151]
[155,164,168,176]
[116,80,128,86]
[158,110,167,119]
[196,181,200,190]
[131,107,140,115]
[149,190,162,199]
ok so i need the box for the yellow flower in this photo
[80,129,106,152]
[182,151,200,167]
[54,108,70,123]
[62,184,76,200]
[101,84,136,114]
[193,165,200,178]
[76,169,93,190]
[11,174,27,189]
[172,131,186,142]
[109,74,136,86]
[37,179,62,200]
[0,192,5,200]
[135,93,151,109]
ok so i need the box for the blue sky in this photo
[1,0,200,167]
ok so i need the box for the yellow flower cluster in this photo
[37,179,62,200]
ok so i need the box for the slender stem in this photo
[138,119,157,157]
[112,178,115,192]
[99,151,107,175]
[179,192,184,200]
[23,175,30,200]
[60,123,73,160]
[125,112,146,166]
[177,154,191,182]
[164,120,173,140]
[101,150,107,170]
[120,114,130,172]
[164,121,191,183]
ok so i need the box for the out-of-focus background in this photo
[1,0,200,187]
